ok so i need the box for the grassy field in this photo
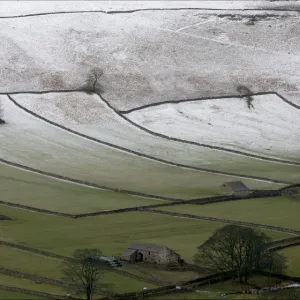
[0,275,65,296]
[148,279,259,300]
[0,291,44,300]
[0,164,167,214]
[280,246,300,277]
[158,196,300,231]
[0,245,157,294]
[0,206,223,261]
[0,206,292,261]
[0,246,61,279]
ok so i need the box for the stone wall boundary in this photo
[120,91,300,114]
[0,284,76,300]
[0,187,294,219]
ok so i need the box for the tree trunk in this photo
[86,286,91,300]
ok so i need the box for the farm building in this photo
[120,243,183,265]
[220,181,252,197]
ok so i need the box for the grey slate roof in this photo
[121,248,137,257]
[223,181,250,192]
[127,243,166,253]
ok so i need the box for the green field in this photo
[0,206,223,261]
[0,291,44,300]
[280,246,300,277]
[0,245,157,294]
[0,247,61,279]
[158,197,300,230]
[0,275,65,296]
[0,164,167,214]
[0,206,292,261]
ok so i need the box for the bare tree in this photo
[194,225,285,292]
[61,248,112,300]
[0,100,5,124]
[83,68,104,94]
[237,85,254,109]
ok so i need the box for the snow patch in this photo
[126,94,300,160]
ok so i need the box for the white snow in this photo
[1,1,298,17]
[12,92,251,168]
[12,92,300,184]
[126,94,300,160]
[1,94,279,198]
[1,7,299,110]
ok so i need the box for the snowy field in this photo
[0,1,299,195]
[126,94,300,161]
[0,95,281,199]
[13,92,300,183]
[0,7,299,110]
[1,1,299,17]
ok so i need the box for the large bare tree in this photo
[194,225,285,291]
[83,67,104,94]
[61,248,112,300]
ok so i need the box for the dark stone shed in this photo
[120,243,183,265]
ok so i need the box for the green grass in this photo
[0,206,292,262]
[0,206,225,262]
[0,290,44,300]
[147,280,253,300]
[280,246,300,277]
[0,246,61,279]
[0,164,166,214]
[0,246,157,294]
[0,275,65,296]
[158,196,300,231]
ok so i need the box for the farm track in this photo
[4,91,299,183]
[0,6,299,19]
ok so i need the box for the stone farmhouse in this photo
[220,181,252,197]
[120,243,184,265]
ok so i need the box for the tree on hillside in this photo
[0,99,5,124]
[194,225,286,291]
[237,85,254,109]
[83,67,104,94]
[61,248,112,300]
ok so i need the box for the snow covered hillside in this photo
[126,94,300,160]
[12,92,300,183]
[0,7,299,109]
[1,94,280,197]
[1,1,298,17]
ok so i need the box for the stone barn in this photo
[220,181,252,197]
[120,243,183,265]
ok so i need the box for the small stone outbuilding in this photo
[220,181,252,197]
[120,243,183,265]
